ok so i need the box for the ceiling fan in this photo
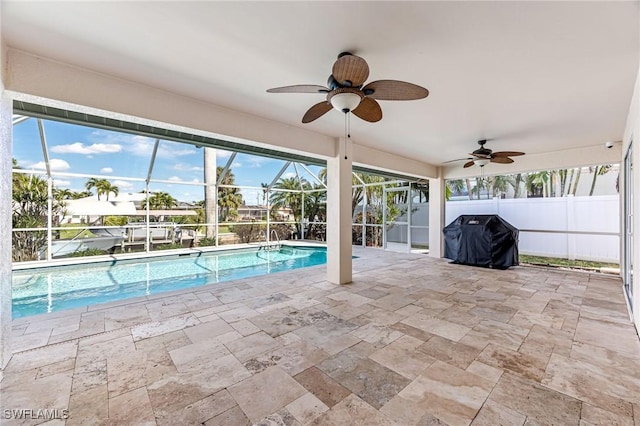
[447,140,525,168]
[267,52,429,123]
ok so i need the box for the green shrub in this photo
[198,237,217,247]
[66,248,108,257]
[104,216,128,226]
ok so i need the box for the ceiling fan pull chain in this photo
[343,112,351,160]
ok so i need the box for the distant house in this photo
[237,205,295,221]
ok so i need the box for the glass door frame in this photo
[383,186,411,252]
[624,141,633,311]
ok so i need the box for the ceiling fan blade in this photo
[491,156,514,164]
[332,54,369,87]
[267,85,330,94]
[492,151,525,157]
[362,80,429,100]
[352,97,382,122]
[302,102,333,123]
[463,161,475,168]
[443,157,472,164]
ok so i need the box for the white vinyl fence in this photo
[445,195,620,263]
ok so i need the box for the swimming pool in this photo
[12,245,327,318]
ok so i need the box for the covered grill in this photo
[443,214,519,269]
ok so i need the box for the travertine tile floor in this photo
[2,247,640,425]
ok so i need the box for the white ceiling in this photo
[2,1,638,168]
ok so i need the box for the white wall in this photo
[445,196,620,263]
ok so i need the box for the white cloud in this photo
[282,172,296,179]
[112,180,134,189]
[216,150,233,159]
[232,162,242,168]
[50,142,122,155]
[191,178,201,184]
[168,176,183,182]
[32,159,71,171]
[53,179,71,187]
[100,167,113,174]
[173,163,203,172]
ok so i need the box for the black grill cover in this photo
[443,215,519,269]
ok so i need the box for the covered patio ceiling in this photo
[1,2,637,177]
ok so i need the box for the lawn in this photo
[519,254,619,271]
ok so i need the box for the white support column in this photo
[326,137,352,284]
[0,81,13,369]
[429,173,446,258]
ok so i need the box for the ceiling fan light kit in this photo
[329,89,363,113]
[267,52,429,124]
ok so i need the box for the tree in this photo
[85,178,119,200]
[261,182,269,205]
[447,179,465,200]
[270,176,306,236]
[589,165,612,196]
[217,166,243,221]
[148,192,177,210]
[12,164,65,261]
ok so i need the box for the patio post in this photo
[429,172,445,258]
[0,80,13,367]
[326,137,352,284]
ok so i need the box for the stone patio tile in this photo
[1,372,73,420]
[5,341,77,372]
[253,409,301,426]
[542,353,638,413]
[418,335,484,370]
[106,351,147,397]
[369,335,436,380]
[325,290,373,307]
[147,354,250,416]
[249,306,334,337]
[477,343,547,382]
[155,389,237,426]
[308,393,400,426]
[293,317,361,355]
[230,319,261,336]
[580,402,634,426]
[490,373,582,425]
[469,319,529,350]
[389,322,435,342]
[470,398,526,425]
[400,313,471,342]
[12,329,52,352]
[66,383,108,425]
[244,340,329,376]
[228,366,307,423]
[131,313,200,341]
[224,331,280,362]
[397,360,494,426]
[574,314,640,357]
[36,358,76,379]
[465,360,503,385]
[316,345,411,409]
[286,392,329,425]
[217,305,260,322]
[204,405,251,426]
[349,322,403,347]
[182,318,235,343]
[108,386,155,425]
[169,339,229,372]
[293,367,351,408]
[369,293,415,311]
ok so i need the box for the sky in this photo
[12,117,325,205]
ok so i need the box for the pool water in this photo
[12,246,326,318]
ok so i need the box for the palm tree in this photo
[85,178,118,200]
[260,182,269,205]
[270,176,307,235]
[491,175,514,198]
[447,179,465,199]
[85,177,100,197]
[217,167,242,221]
[589,164,612,196]
[95,179,119,201]
[148,192,177,210]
